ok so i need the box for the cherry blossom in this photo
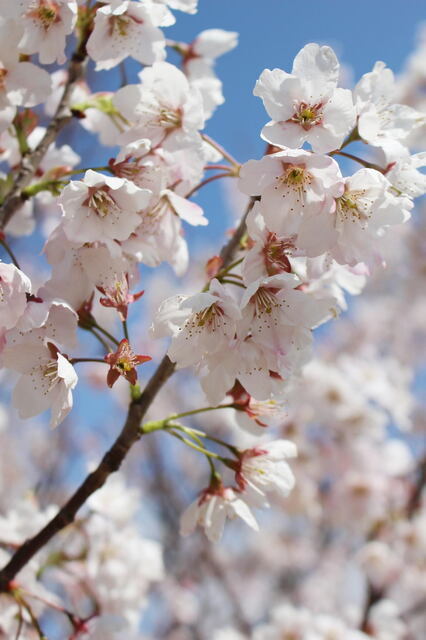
[330,168,409,266]
[14,0,78,65]
[87,1,166,70]
[180,481,259,543]
[155,278,241,369]
[59,170,152,256]
[2,341,77,428]
[254,43,356,153]
[104,339,151,387]
[113,61,205,150]
[0,18,51,128]
[355,61,426,160]
[239,149,344,256]
[234,440,297,497]
[182,29,238,118]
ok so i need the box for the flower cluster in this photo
[0,2,424,638]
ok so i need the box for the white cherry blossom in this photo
[59,170,152,256]
[235,440,297,498]
[183,29,238,118]
[355,61,426,161]
[239,149,343,256]
[2,342,77,428]
[156,279,241,368]
[254,43,356,153]
[0,18,51,117]
[87,1,166,71]
[113,61,205,150]
[14,0,78,65]
[330,168,409,266]
[180,483,259,543]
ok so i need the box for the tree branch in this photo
[0,36,89,230]
[0,199,251,591]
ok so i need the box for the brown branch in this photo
[0,196,251,591]
[0,36,89,231]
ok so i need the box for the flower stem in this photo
[122,319,129,342]
[169,404,235,421]
[217,258,244,278]
[185,172,235,199]
[204,164,234,171]
[71,358,107,365]
[202,133,240,168]
[89,328,111,353]
[168,429,223,460]
[334,151,383,172]
[91,322,120,347]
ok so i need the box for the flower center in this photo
[336,189,371,224]
[0,67,8,91]
[263,233,294,275]
[291,102,324,130]
[85,187,118,218]
[42,359,60,391]
[251,287,280,316]
[28,1,60,30]
[194,303,225,330]
[158,108,182,129]
[109,12,143,37]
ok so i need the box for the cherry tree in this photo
[0,1,424,638]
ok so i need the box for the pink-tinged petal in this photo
[253,68,299,122]
[179,499,200,537]
[292,43,339,96]
[261,120,307,150]
[166,191,208,226]
[12,374,53,420]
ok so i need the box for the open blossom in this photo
[0,18,51,129]
[329,168,409,266]
[59,170,152,256]
[87,1,166,70]
[183,29,238,118]
[254,43,356,153]
[0,262,31,332]
[354,61,426,161]
[234,440,297,497]
[239,273,334,364]
[2,341,77,428]
[180,481,258,543]
[104,339,151,387]
[239,149,343,222]
[98,273,144,321]
[12,0,78,65]
[113,61,205,150]
[239,149,343,256]
[386,151,426,199]
[42,230,138,310]
[154,279,241,368]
